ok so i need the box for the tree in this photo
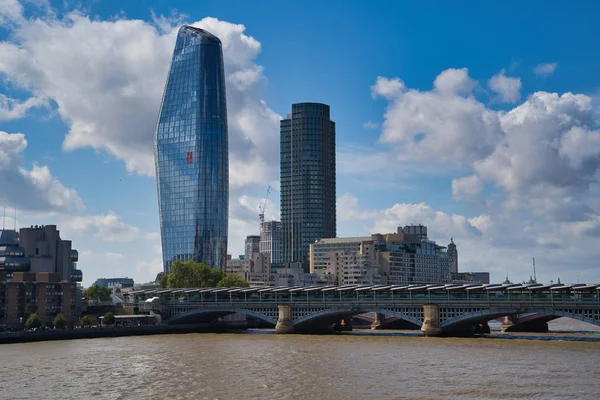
[80,315,92,327]
[25,313,42,329]
[82,285,112,301]
[218,273,250,288]
[53,313,68,329]
[103,311,115,325]
[161,260,226,288]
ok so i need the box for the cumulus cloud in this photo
[363,121,379,129]
[452,175,483,202]
[371,76,404,99]
[0,130,83,212]
[488,69,522,103]
[0,7,281,189]
[433,68,477,95]
[0,94,49,121]
[61,211,157,243]
[373,69,503,164]
[534,62,558,77]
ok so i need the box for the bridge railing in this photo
[131,292,600,309]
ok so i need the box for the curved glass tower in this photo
[154,26,229,273]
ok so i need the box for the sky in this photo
[1,0,600,286]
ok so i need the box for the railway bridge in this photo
[128,283,600,336]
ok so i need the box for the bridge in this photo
[126,283,600,336]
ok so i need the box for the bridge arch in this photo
[292,306,422,331]
[167,307,278,326]
[441,307,600,329]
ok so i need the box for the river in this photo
[1,318,599,400]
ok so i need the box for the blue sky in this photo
[1,0,600,286]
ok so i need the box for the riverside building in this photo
[309,225,451,285]
[0,226,82,330]
[154,26,229,272]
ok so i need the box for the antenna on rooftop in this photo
[532,257,537,284]
[2,207,5,230]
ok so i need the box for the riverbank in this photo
[0,322,247,345]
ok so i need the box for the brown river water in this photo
[1,318,599,400]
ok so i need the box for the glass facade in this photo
[154,26,229,273]
[280,103,336,264]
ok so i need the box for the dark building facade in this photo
[154,26,229,273]
[280,103,336,264]
[0,228,81,330]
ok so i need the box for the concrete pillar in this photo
[371,313,385,330]
[421,304,442,336]
[500,315,516,332]
[275,305,295,334]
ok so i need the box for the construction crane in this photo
[259,186,271,223]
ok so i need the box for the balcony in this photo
[70,269,83,282]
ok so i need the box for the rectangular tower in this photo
[259,220,282,264]
[280,103,336,264]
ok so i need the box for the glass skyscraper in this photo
[154,26,228,273]
[280,103,336,264]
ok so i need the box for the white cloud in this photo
[371,76,404,99]
[0,94,49,121]
[374,69,504,164]
[488,69,522,103]
[61,211,157,243]
[363,121,379,129]
[0,130,83,212]
[452,175,483,202]
[534,62,558,77]
[0,8,281,189]
[433,68,477,96]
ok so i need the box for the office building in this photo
[18,225,82,282]
[447,238,458,274]
[259,220,281,264]
[94,277,135,289]
[280,103,336,265]
[154,25,229,272]
[0,227,82,330]
[310,225,452,285]
[244,235,260,261]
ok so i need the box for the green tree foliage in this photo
[103,311,116,325]
[160,260,249,288]
[53,313,68,329]
[217,273,250,288]
[82,284,112,301]
[80,315,92,327]
[25,313,42,329]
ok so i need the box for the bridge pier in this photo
[501,315,549,333]
[371,313,385,330]
[421,304,442,337]
[275,305,295,334]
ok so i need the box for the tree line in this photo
[158,260,249,288]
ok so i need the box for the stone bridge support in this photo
[501,315,550,333]
[275,305,295,334]
[371,313,385,330]
[421,304,442,336]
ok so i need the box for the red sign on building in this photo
[186,151,193,164]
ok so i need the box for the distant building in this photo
[244,235,260,261]
[260,220,281,264]
[94,277,134,289]
[19,225,82,283]
[280,103,336,265]
[0,227,82,330]
[447,238,458,274]
[310,225,451,285]
[450,272,490,284]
